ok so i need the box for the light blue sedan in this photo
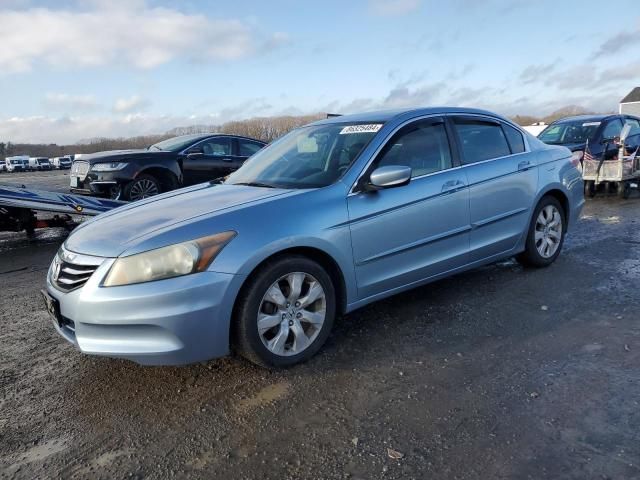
[43,107,584,368]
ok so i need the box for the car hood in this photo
[65,183,292,257]
[77,149,175,163]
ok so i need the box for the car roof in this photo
[310,106,516,126]
[552,114,617,124]
[172,133,266,144]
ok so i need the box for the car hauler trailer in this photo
[0,185,123,236]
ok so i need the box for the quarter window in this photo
[502,124,526,154]
[454,119,511,164]
[375,121,452,178]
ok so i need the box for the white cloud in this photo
[369,0,421,16]
[0,2,284,73]
[113,95,150,113]
[43,93,99,112]
[0,113,221,144]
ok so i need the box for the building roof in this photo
[621,87,640,104]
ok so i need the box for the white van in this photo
[51,156,72,169]
[29,157,52,171]
[5,155,29,172]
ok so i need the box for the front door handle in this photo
[518,160,532,171]
[441,179,466,193]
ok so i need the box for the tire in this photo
[585,180,596,198]
[517,196,566,268]
[618,181,630,199]
[233,255,336,368]
[123,173,161,201]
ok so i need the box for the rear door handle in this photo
[518,160,533,171]
[441,179,466,193]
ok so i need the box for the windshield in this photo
[150,134,206,152]
[225,123,382,189]
[539,120,601,145]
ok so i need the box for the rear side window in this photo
[454,119,511,164]
[502,124,526,154]
[239,140,264,157]
[376,120,453,178]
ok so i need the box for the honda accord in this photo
[43,107,584,368]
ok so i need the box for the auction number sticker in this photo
[339,124,383,135]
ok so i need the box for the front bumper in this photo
[45,257,245,365]
[70,171,129,197]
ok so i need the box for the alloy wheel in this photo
[534,205,562,258]
[129,178,159,200]
[257,272,326,357]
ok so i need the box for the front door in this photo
[182,137,234,185]
[347,118,471,299]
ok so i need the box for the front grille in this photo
[71,161,90,179]
[51,248,103,292]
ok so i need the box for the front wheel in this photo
[233,255,336,368]
[517,196,566,268]
[123,174,161,201]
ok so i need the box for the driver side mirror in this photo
[364,165,412,191]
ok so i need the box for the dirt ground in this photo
[1,171,640,479]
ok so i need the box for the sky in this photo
[0,0,638,144]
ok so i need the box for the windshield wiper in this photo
[149,145,162,151]
[231,181,277,188]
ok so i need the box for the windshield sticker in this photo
[582,122,601,127]
[339,124,383,135]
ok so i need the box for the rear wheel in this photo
[618,181,631,199]
[517,196,566,268]
[123,174,161,201]
[233,255,336,368]
[585,180,596,198]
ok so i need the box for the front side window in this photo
[375,121,452,177]
[454,119,511,164]
[602,119,624,141]
[225,123,382,189]
[196,138,232,156]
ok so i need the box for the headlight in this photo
[570,151,584,166]
[103,231,236,287]
[91,162,128,172]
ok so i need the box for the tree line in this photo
[0,106,610,159]
[0,113,325,159]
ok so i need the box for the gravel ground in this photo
[1,173,639,479]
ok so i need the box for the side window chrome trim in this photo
[450,113,532,166]
[349,112,532,195]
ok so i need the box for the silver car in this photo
[43,107,584,368]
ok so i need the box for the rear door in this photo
[347,117,471,299]
[182,137,234,185]
[450,116,538,262]
[231,138,265,171]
